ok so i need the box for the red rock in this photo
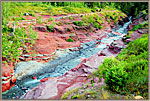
[95,44,99,48]
[57,84,69,94]
[2,80,10,92]
[54,25,66,34]
[2,64,13,77]
[11,76,16,84]
[32,76,37,80]
[34,37,57,54]
[40,78,48,82]
[2,63,16,92]
[75,76,87,82]
[10,83,15,88]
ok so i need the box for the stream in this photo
[2,16,132,99]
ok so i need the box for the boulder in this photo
[14,61,48,80]
[54,25,67,34]
[109,39,124,53]
[35,25,47,32]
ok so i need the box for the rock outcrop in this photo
[2,64,16,92]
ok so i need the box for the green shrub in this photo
[56,21,64,26]
[131,21,148,31]
[73,21,84,26]
[93,57,120,79]
[119,34,148,56]
[69,16,73,21]
[93,34,148,98]
[28,26,38,40]
[131,24,143,31]
[99,25,104,29]
[2,27,38,63]
[36,16,43,24]
[63,6,74,12]
[88,15,95,23]
[105,66,128,92]
[47,22,56,32]
[66,38,74,42]
[107,20,111,24]
[48,15,55,21]
[93,22,99,28]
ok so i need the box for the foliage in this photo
[118,34,148,56]
[56,21,65,26]
[131,21,148,31]
[48,14,55,22]
[61,88,79,99]
[81,14,104,29]
[73,21,84,26]
[105,66,128,92]
[93,34,148,98]
[69,16,73,21]
[36,16,43,24]
[61,82,134,99]
[127,31,134,36]
[28,26,38,40]
[101,10,126,24]
[47,22,56,32]
[70,32,74,38]
[99,25,104,29]
[107,19,111,24]
[2,26,38,64]
[66,38,74,42]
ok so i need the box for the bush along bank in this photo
[61,18,148,99]
[94,33,148,99]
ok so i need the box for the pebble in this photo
[40,78,48,82]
